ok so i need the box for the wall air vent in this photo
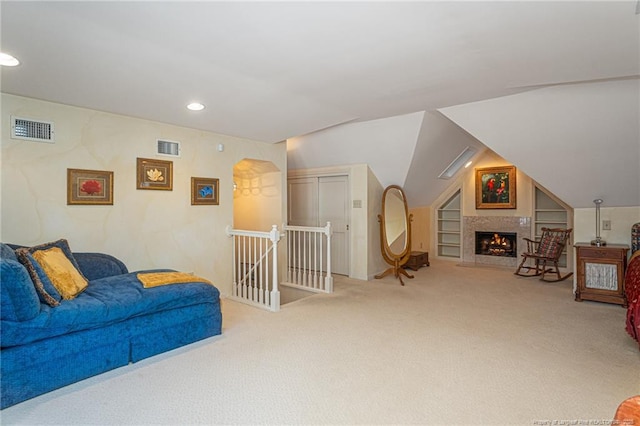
[157,139,181,157]
[11,116,55,143]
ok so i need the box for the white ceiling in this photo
[1,1,639,207]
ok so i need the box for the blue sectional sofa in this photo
[0,241,222,409]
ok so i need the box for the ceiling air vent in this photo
[11,116,55,143]
[157,139,181,157]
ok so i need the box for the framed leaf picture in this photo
[136,158,173,190]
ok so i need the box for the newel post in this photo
[269,225,281,312]
[325,221,333,292]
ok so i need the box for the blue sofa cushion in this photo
[0,269,220,348]
[15,249,63,306]
[74,252,128,281]
[0,259,41,322]
[0,243,18,262]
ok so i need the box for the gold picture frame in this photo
[191,177,219,205]
[67,168,114,205]
[136,157,173,190]
[475,165,517,209]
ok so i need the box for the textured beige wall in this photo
[233,171,282,231]
[1,94,286,296]
[573,206,640,249]
[409,206,430,252]
[367,166,386,279]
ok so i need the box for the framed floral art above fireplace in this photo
[475,165,516,209]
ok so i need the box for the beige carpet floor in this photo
[2,259,639,425]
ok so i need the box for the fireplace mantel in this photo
[463,216,531,267]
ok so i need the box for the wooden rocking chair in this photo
[514,227,573,282]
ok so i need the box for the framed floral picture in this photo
[475,165,516,209]
[67,168,114,205]
[191,177,219,205]
[136,157,173,190]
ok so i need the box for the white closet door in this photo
[288,175,350,276]
[318,176,350,276]
[288,177,318,227]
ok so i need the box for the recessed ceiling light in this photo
[187,102,205,111]
[0,52,20,67]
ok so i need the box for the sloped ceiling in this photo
[1,1,638,209]
[440,79,640,208]
[403,112,487,208]
[2,1,637,142]
[287,111,424,187]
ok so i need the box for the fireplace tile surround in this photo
[463,216,531,267]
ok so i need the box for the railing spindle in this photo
[226,226,281,312]
[282,222,333,294]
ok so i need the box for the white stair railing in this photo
[283,222,333,293]
[226,225,281,312]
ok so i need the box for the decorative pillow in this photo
[14,239,89,306]
[15,248,62,307]
[538,235,561,258]
[25,239,88,281]
[31,247,88,300]
[0,259,41,321]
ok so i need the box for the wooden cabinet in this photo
[404,251,429,271]
[574,243,629,306]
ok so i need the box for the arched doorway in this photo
[233,159,282,231]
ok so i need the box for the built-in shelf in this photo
[437,189,461,258]
[533,185,571,268]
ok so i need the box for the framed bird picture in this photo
[475,165,516,209]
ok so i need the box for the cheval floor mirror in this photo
[375,185,414,286]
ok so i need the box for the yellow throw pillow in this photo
[32,247,88,300]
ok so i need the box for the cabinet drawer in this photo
[578,247,623,259]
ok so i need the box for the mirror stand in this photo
[374,253,414,286]
[374,185,414,286]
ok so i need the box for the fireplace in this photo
[475,231,517,258]
[463,216,530,267]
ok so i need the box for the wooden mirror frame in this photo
[374,185,414,286]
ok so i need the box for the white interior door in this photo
[288,178,318,227]
[288,175,350,276]
[318,176,349,276]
